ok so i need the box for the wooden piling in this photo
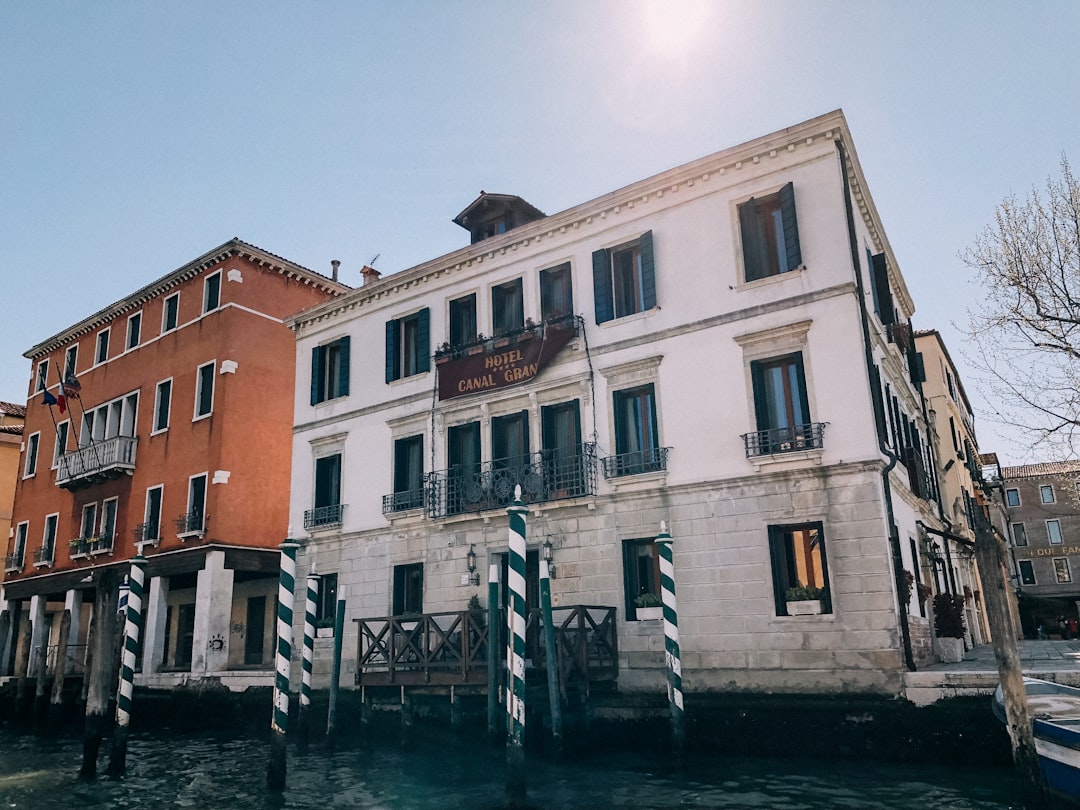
[325,588,346,749]
[34,627,49,725]
[972,506,1051,806]
[486,564,500,740]
[539,559,563,758]
[81,569,119,779]
[0,609,10,677]
[48,609,72,732]
[13,611,32,723]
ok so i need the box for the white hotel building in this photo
[286,110,944,698]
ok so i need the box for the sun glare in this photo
[640,1,713,56]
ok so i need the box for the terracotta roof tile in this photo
[1001,461,1080,480]
[0,424,24,435]
[0,401,26,417]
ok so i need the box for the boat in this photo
[993,677,1080,805]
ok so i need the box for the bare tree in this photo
[964,156,1080,455]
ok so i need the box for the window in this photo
[308,453,342,528]
[163,293,180,333]
[447,421,481,515]
[768,523,831,616]
[542,400,586,497]
[182,474,207,534]
[385,310,430,382]
[80,391,138,446]
[101,498,117,543]
[593,231,655,324]
[909,538,927,618]
[1041,485,1056,504]
[492,411,530,467]
[64,345,78,378]
[1019,560,1036,585]
[609,385,662,477]
[95,328,110,365]
[492,278,524,335]
[316,573,339,626]
[35,361,48,393]
[739,182,802,282]
[311,336,350,404]
[1005,488,1021,507]
[42,514,58,562]
[393,563,424,615]
[1047,519,1064,545]
[203,271,221,313]
[52,420,68,468]
[749,353,815,454]
[540,263,573,321]
[449,294,477,347]
[867,250,894,325]
[144,486,163,542]
[1012,523,1028,547]
[126,312,142,350]
[23,432,39,477]
[81,503,98,539]
[195,362,214,418]
[154,379,172,432]
[1055,558,1072,584]
[622,538,660,620]
[10,522,28,569]
[391,436,424,511]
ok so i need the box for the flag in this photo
[63,373,81,399]
[58,394,67,414]
[43,390,57,407]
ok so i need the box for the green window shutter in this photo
[416,308,430,374]
[868,364,888,445]
[592,248,614,324]
[793,352,811,426]
[385,319,399,383]
[870,253,895,325]
[337,336,351,397]
[639,230,656,310]
[749,359,769,431]
[739,197,767,282]
[779,182,802,271]
[310,345,324,405]
[612,390,627,453]
[768,527,790,616]
[910,351,926,386]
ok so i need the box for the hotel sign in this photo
[1014,546,1080,558]
[437,322,575,401]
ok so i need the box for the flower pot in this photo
[786,599,823,616]
[635,607,663,621]
[937,636,965,663]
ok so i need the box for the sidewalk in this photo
[923,640,1080,673]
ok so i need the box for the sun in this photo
[639,1,713,56]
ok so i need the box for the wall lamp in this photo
[466,544,480,586]
[543,538,556,579]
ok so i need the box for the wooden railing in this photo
[354,604,618,689]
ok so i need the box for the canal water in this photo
[0,727,1025,809]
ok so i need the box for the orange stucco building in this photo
[1,239,346,686]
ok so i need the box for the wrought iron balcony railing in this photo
[433,313,580,362]
[382,489,425,515]
[304,503,345,530]
[4,553,23,572]
[33,546,54,567]
[174,511,207,536]
[601,446,670,479]
[55,435,137,490]
[132,522,161,547]
[426,444,597,518]
[742,423,827,458]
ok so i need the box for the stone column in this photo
[192,550,234,673]
[28,595,47,678]
[141,575,169,673]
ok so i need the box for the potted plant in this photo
[634,592,663,621]
[932,592,966,663]
[784,582,825,615]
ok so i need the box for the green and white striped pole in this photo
[505,486,527,804]
[298,568,318,753]
[107,548,146,775]
[268,538,300,791]
[657,521,685,753]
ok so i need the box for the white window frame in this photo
[95,327,110,366]
[80,502,98,539]
[162,292,180,333]
[23,431,40,478]
[52,420,69,468]
[194,361,215,420]
[153,378,173,433]
[1011,521,1028,547]
[1040,485,1056,504]
[203,270,222,314]
[35,360,48,393]
[1019,559,1037,585]
[144,484,164,543]
[183,472,209,535]
[79,391,139,447]
[1005,488,1021,508]
[126,311,143,351]
[1055,557,1072,584]
[40,513,58,565]
[1047,519,1064,545]
[101,497,118,542]
[64,345,78,378]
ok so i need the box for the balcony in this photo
[68,534,112,558]
[304,503,345,531]
[132,522,161,548]
[382,489,425,515]
[174,511,207,539]
[32,546,54,568]
[4,552,23,573]
[742,423,826,458]
[425,445,598,519]
[433,313,579,362]
[601,446,670,479]
[56,435,137,490]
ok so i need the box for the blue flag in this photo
[42,390,57,406]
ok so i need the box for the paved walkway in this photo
[921,640,1080,673]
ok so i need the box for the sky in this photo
[1,1,1078,465]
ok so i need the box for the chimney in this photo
[330,259,340,282]
[361,265,382,285]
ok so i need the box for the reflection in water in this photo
[0,727,1024,809]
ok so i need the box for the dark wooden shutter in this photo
[612,390,627,454]
[739,197,767,282]
[909,351,926,385]
[310,344,324,405]
[750,360,769,431]
[416,308,430,374]
[868,364,888,445]
[779,182,802,271]
[870,253,894,325]
[592,248,613,324]
[639,230,656,311]
[385,319,398,383]
[793,352,811,426]
[337,336,351,397]
[767,527,790,616]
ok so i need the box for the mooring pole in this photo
[487,562,500,740]
[108,550,147,775]
[326,585,346,749]
[48,608,72,733]
[13,610,32,723]
[539,556,563,758]
[972,507,1051,806]
[505,487,527,806]
[657,521,685,754]
[80,568,119,779]
[298,568,318,754]
[268,538,300,792]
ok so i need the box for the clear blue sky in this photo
[2,2,1078,465]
